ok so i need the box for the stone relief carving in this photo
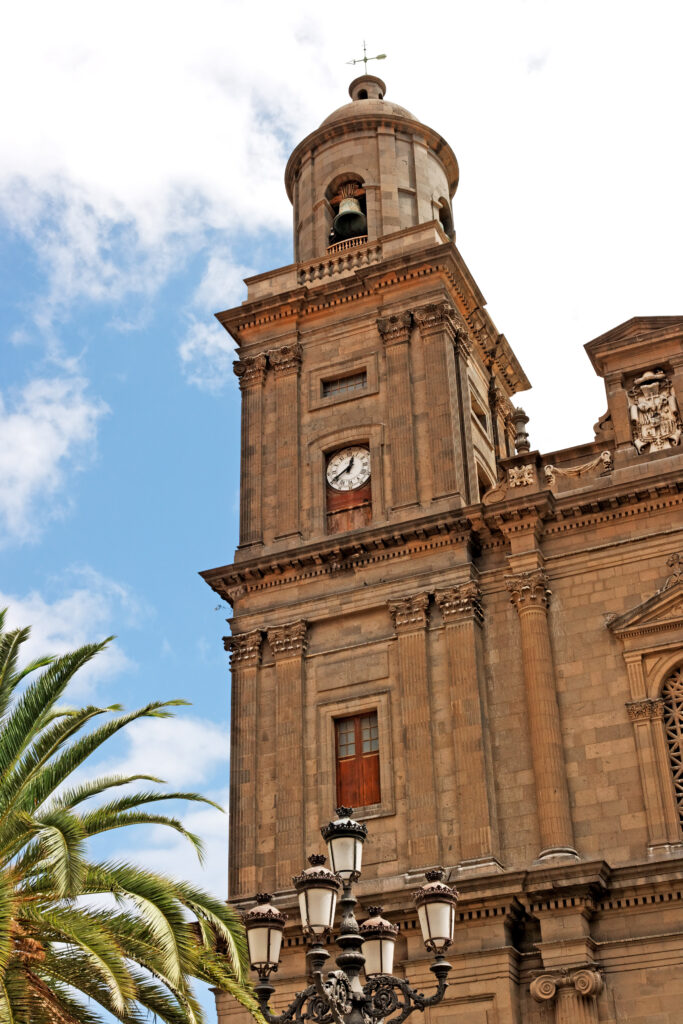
[628,368,682,454]
[626,698,665,721]
[224,630,262,668]
[544,450,613,487]
[377,311,413,346]
[508,464,534,487]
[388,592,430,632]
[505,570,551,611]
[233,352,268,389]
[268,343,303,376]
[435,582,484,624]
[661,551,683,591]
[267,620,308,658]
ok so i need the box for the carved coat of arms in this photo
[628,369,682,454]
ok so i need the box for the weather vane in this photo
[347,41,386,74]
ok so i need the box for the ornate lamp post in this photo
[244,808,458,1024]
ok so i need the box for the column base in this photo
[534,846,580,865]
[456,856,505,877]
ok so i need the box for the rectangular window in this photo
[335,711,381,808]
[322,371,368,398]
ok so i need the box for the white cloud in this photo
[0,375,108,544]
[0,567,138,696]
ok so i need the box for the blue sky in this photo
[1,0,681,1017]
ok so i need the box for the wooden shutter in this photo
[335,712,380,807]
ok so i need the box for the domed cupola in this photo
[285,76,459,262]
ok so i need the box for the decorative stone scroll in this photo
[544,450,613,487]
[531,967,603,1003]
[388,592,430,632]
[268,343,303,377]
[267,620,308,658]
[224,630,262,669]
[628,368,682,454]
[505,569,551,610]
[233,352,267,389]
[435,582,483,625]
[626,698,665,721]
[377,311,412,346]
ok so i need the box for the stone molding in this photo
[435,582,483,625]
[224,630,262,669]
[377,311,412,346]
[388,592,430,632]
[233,353,267,389]
[506,569,551,611]
[626,698,665,721]
[268,343,303,377]
[267,620,308,659]
[530,967,603,1003]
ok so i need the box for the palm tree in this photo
[0,609,261,1024]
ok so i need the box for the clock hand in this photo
[331,457,354,483]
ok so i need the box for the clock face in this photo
[326,446,371,491]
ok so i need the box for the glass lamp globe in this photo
[413,868,458,953]
[360,906,399,977]
[243,893,286,974]
[293,854,341,936]
[320,806,368,882]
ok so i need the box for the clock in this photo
[326,446,371,491]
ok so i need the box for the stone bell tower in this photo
[203,76,683,1024]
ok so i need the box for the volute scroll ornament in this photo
[435,582,484,624]
[225,630,263,669]
[530,967,603,1004]
[233,353,268,389]
[377,311,413,346]
[269,343,303,377]
[628,368,682,454]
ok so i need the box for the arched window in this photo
[326,174,367,249]
[662,666,683,829]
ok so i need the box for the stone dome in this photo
[320,75,416,126]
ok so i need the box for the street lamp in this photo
[243,807,458,1024]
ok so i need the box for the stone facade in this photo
[202,76,683,1024]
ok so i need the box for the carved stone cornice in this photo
[267,620,308,659]
[505,569,551,611]
[530,967,603,1003]
[388,592,430,633]
[224,630,262,669]
[233,353,267,389]
[626,698,665,721]
[268,343,303,377]
[435,582,483,625]
[377,311,412,346]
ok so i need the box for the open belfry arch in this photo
[202,76,683,1023]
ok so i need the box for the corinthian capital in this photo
[505,569,551,611]
[388,592,430,632]
[268,343,303,377]
[377,311,412,346]
[233,353,267,389]
[224,630,262,669]
[267,620,308,659]
[435,582,483,624]
[413,301,457,338]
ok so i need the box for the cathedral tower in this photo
[203,78,683,1024]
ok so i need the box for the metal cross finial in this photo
[347,41,386,74]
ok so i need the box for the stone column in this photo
[531,968,603,1023]
[452,329,478,505]
[233,353,267,547]
[388,593,439,865]
[268,620,307,890]
[506,570,577,860]
[626,697,681,851]
[435,582,501,871]
[414,302,465,502]
[224,629,262,898]
[269,343,302,540]
[377,312,419,510]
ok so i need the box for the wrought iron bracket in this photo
[362,959,451,1024]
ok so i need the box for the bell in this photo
[332,196,367,241]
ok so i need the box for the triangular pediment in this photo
[608,580,683,638]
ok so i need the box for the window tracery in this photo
[662,666,683,829]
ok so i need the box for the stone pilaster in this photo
[452,329,478,504]
[413,302,465,502]
[224,629,262,898]
[377,312,419,509]
[269,343,302,539]
[506,570,577,861]
[625,697,680,852]
[233,353,267,547]
[435,582,501,872]
[531,968,603,1024]
[268,619,307,889]
[388,593,439,865]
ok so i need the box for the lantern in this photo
[413,868,458,952]
[244,893,286,974]
[293,854,341,935]
[360,906,398,977]
[321,806,368,882]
